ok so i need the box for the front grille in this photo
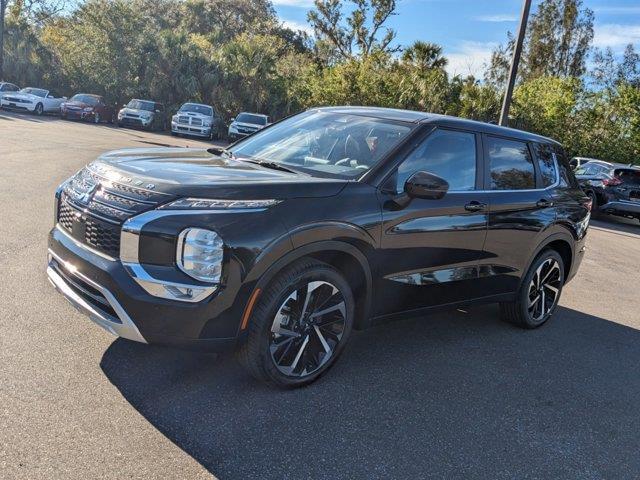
[57,165,170,258]
[121,117,142,126]
[85,217,121,257]
[191,117,203,126]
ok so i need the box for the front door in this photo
[375,127,489,317]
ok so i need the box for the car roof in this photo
[314,106,560,145]
[182,102,211,107]
[238,112,267,117]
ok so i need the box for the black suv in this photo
[47,107,590,387]
[574,160,640,222]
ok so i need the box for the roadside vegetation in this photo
[0,0,638,163]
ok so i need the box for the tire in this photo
[93,113,100,124]
[171,131,178,137]
[34,103,44,116]
[238,258,355,388]
[500,249,565,329]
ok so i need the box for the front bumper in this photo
[47,250,147,343]
[47,225,241,352]
[1,99,35,111]
[172,122,211,137]
[63,110,94,121]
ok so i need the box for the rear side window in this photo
[554,147,580,188]
[396,129,477,192]
[615,169,640,184]
[486,136,535,190]
[532,143,558,187]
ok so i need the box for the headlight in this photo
[83,107,93,112]
[172,115,178,122]
[177,228,224,283]
[162,198,281,209]
[203,120,212,127]
[229,125,238,133]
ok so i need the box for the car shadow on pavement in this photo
[101,305,640,480]
[590,216,640,237]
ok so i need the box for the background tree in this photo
[307,0,398,63]
[486,0,594,85]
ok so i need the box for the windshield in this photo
[179,103,212,116]
[71,94,99,105]
[575,164,608,176]
[20,88,47,98]
[229,110,413,179]
[127,99,155,111]
[236,113,267,125]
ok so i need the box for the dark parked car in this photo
[61,94,114,124]
[47,107,590,388]
[575,160,640,221]
[117,99,166,131]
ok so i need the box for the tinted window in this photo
[615,169,640,184]
[178,103,212,116]
[70,94,100,105]
[20,88,47,98]
[236,113,267,125]
[532,143,558,187]
[487,136,535,190]
[554,147,580,188]
[397,129,477,192]
[127,99,155,111]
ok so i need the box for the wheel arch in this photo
[246,239,374,332]
[524,230,574,285]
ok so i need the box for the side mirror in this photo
[404,171,449,200]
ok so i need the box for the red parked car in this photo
[60,94,114,124]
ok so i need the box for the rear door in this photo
[375,127,489,316]
[479,136,557,295]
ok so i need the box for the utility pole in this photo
[0,0,6,81]
[499,0,532,127]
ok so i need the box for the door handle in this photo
[464,201,486,212]
[536,199,554,208]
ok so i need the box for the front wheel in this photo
[34,103,44,116]
[238,258,354,388]
[500,249,565,329]
[94,113,101,124]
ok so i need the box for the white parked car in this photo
[228,112,270,141]
[0,87,66,115]
[171,102,223,140]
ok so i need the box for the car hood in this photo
[120,108,153,116]
[232,121,264,129]
[65,101,93,108]
[89,147,348,199]
[5,93,38,101]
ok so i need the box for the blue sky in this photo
[274,0,640,78]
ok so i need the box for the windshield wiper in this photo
[240,158,298,174]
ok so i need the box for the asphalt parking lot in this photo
[1,109,640,480]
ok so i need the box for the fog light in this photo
[177,228,223,283]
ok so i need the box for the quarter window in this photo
[532,143,558,187]
[396,129,477,192]
[486,136,535,190]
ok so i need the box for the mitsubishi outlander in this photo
[47,107,590,387]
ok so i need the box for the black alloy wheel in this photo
[500,249,565,329]
[238,258,354,388]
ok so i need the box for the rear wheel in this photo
[238,258,354,388]
[500,249,564,329]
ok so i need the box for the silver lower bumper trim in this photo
[47,250,147,343]
[601,200,640,214]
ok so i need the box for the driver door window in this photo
[396,129,478,193]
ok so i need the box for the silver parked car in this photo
[171,103,222,140]
[227,112,270,141]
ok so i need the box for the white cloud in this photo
[272,0,315,7]
[593,6,640,15]
[281,19,314,36]
[593,24,640,51]
[445,41,497,78]
[474,14,518,23]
